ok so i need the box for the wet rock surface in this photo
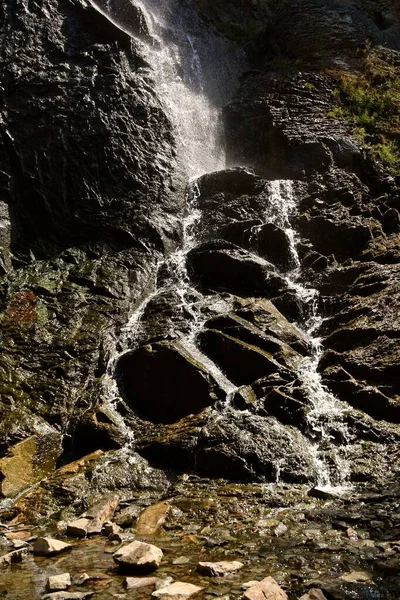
[1,0,400,598]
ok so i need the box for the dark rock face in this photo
[116,341,226,424]
[1,0,400,539]
[0,0,183,450]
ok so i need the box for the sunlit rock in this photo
[113,540,163,572]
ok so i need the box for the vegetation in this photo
[328,45,400,175]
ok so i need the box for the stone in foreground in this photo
[0,548,27,565]
[66,518,91,538]
[41,593,94,600]
[126,576,159,589]
[243,577,288,600]
[33,537,72,556]
[341,571,371,583]
[299,590,329,600]
[152,582,203,600]
[113,540,163,571]
[136,501,170,536]
[197,560,244,576]
[47,573,72,592]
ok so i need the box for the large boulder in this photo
[116,340,228,423]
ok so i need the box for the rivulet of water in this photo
[258,181,352,490]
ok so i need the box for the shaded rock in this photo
[33,538,72,556]
[253,223,295,272]
[116,340,227,424]
[297,213,373,260]
[152,582,203,600]
[0,433,61,498]
[47,574,72,592]
[0,548,27,565]
[113,540,163,572]
[136,501,169,536]
[197,560,244,576]
[102,521,121,536]
[243,577,288,600]
[196,168,260,198]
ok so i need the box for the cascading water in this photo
[100,0,352,490]
[261,181,353,490]
[132,0,247,179]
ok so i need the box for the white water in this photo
[132,0,246,178]
[97,1,352,489]
[261,181,352,490]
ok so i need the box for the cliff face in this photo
[0,0,185,452]
[0,0,400,519]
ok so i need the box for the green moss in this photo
[328,45,400,174]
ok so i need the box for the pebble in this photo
[273,523,288,537]
[299,590,329,600]
[113,540,163,571]
[125,576,159,589]
[41,593,94,600]
[197,561,244,576]
[243,577,288,600]
[152,582,203,600]
[341,571,371,583]
[47,573,72,592]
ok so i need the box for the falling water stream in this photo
[101,0,352,490]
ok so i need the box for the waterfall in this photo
[98,0,352,490]
[132,0,247,178]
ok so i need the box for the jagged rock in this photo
[152,582,203,600]
[197,560,244,576]
[33,538,72,556]
[115,504,141,528]
[0,433,61,498]
[113,541,163,571]
[138,408,315,484]
[135,502,170,536]
[307,487,339,500]
[47,574,72,592]
[243,577,288,600]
